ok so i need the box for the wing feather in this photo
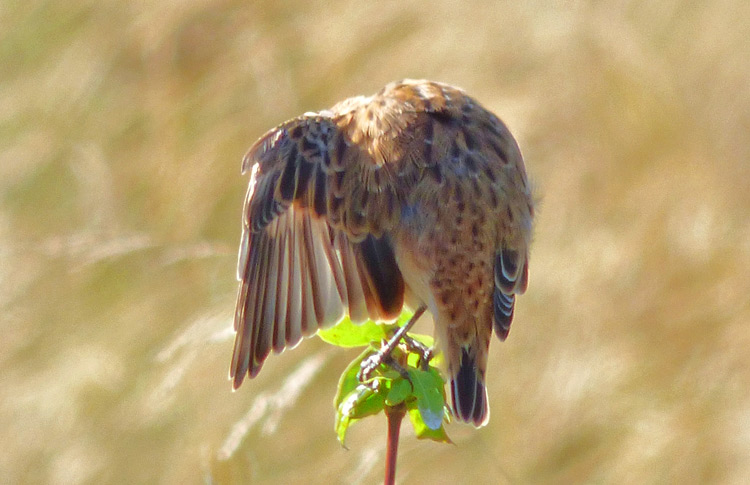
[295,210,317,338]
[492,248,529,341]
[335,232,369,323]
[285,209,303,348]
[272,217,288,353]
[231,111,409,386]
[252,231,273,374]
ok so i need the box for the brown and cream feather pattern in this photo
[231,79,534,427]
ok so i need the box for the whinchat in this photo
[230,79,534,427]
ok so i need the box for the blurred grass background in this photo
[2,0,750,483]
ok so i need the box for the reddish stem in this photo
[384,404,405,485]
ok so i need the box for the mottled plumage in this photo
[231,79,534,427]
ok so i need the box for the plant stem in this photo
[384,403,405,485]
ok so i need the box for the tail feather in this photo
[450,348,490,427]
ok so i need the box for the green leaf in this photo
[408,408,453,443]
[341,384,386,419]
[395,310,414,326]
[335,384,385,445]
[408,332,434,348]
[334,347,374,410]
[407,367,445,431]
[317,317,388,348]
[326,308,454,447]
[333,346,390,446]
[385,378,412,406]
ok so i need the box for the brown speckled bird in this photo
[230,79,533,427]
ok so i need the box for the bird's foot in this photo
[357,348,410,383]
[402,334,434,371]
[357,305,429,382]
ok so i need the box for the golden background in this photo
[2,1,749,483]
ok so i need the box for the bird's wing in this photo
[231,101,414,387]
[493,248,529,340]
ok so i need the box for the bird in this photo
[230,79,534,427]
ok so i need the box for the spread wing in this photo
[230,110,408,388]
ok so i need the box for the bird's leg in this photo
[358,305,427,382]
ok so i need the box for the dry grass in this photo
[2,1,750,483]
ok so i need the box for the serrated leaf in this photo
[385,378,412,406]
[408,408,453,443]
[407,367,445,431]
